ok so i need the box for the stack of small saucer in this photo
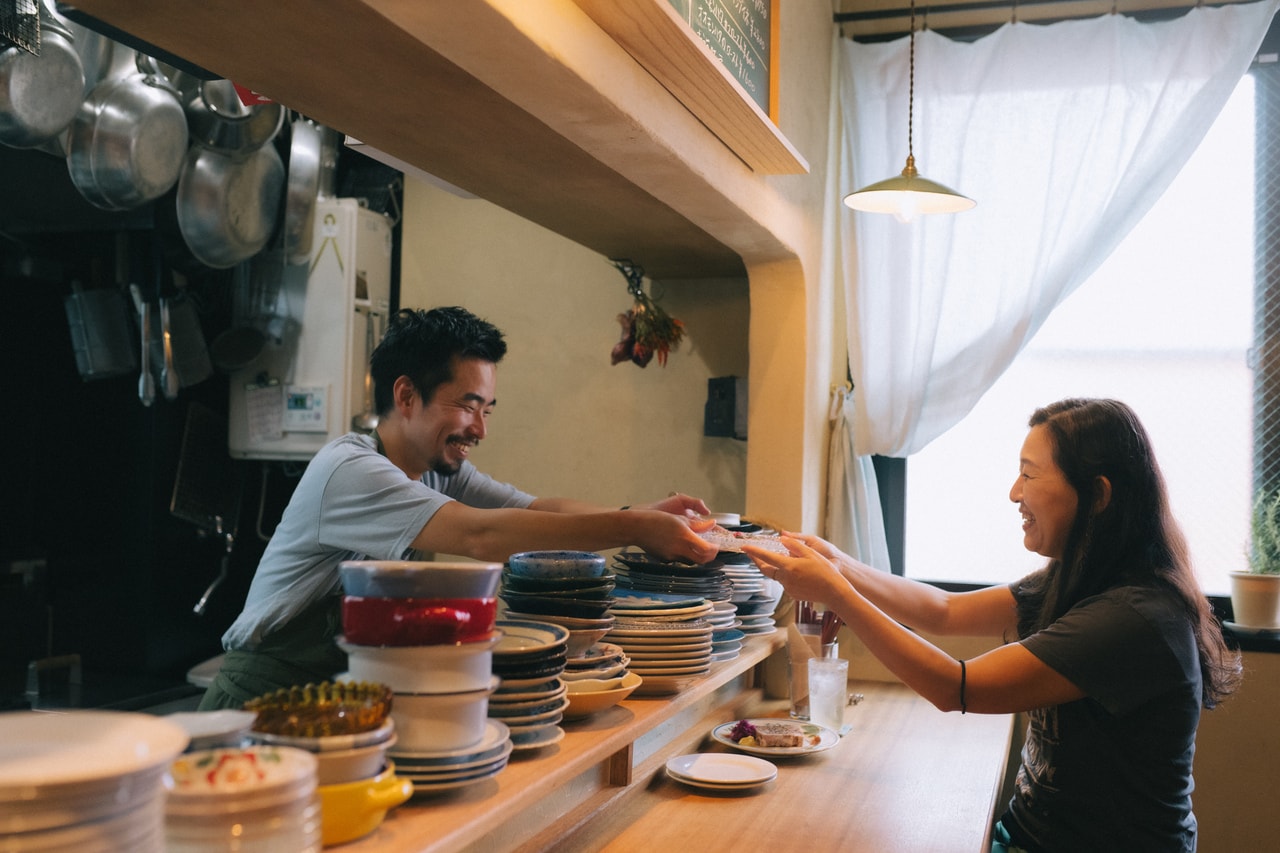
[561,640,630,682]
[490,619,571,750]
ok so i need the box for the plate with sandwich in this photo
[711,718,839,756]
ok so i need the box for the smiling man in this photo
[200,306,716,710]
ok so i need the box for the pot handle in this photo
[364,774,414,812]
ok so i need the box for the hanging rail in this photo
[835,0,1256,41]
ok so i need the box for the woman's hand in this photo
[779,531,849,565]
[742,536,847,604]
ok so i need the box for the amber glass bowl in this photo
[245,681,393,738]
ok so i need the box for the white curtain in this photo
[822,2,1278,566]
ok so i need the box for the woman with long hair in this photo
[744,398,1239,852]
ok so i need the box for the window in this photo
[903,69,1262,595]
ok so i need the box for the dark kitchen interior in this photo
[0,139,403,711]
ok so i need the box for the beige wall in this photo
[398,178,749,514]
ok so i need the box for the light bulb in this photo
[892,192,920,224]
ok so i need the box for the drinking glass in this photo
[807,656,849,734]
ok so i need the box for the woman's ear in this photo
[1093,475,1112,514]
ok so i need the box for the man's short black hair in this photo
[370,307,507,413]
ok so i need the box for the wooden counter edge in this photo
[350,631,787,852]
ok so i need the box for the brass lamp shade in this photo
[843,155,975,220]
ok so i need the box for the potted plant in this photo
[1230,486,1280,630]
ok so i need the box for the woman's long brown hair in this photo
[1015,398,1241,708]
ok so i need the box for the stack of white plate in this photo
[606,598,715,695]
[389,719,514,793]
[0,710,188,853]
[164,745,321,852]
[490,620,570,750]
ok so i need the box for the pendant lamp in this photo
[842,0,974,222]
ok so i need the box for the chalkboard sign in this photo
[666,0,772,116]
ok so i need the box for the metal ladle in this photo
[351,308,379,433]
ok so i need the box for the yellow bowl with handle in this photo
[317,762,413,846]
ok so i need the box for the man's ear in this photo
[392,375,417,413]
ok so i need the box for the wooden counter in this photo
[349,635,1015,853]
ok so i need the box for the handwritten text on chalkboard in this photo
[667,0,771,115]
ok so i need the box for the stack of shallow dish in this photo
[490,619,571,750]
[0,710,188,853]
[500,550,615,658]
[561,640,630,682]
[606,595,716,695]
[611,550,733,601]
[337,560,505,767]
[164,745,321,852]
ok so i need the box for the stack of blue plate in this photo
[490,620,571,750]
[611,551,732,600]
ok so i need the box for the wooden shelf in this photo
[572,0,808,175]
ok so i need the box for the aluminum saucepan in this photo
[174,74,284,158]
[176,141,285,269]
[66,52,188,210]
[0,1,84,148]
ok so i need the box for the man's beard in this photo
[430,435,472,476]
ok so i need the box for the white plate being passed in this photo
[711,719,840,757]
[665,753,776,789]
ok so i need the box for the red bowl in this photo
[341,596,497,646]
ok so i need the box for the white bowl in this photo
[312,736,396,786]
[391,678,499,752]
[339,560,502,598]
[339,632,501,694]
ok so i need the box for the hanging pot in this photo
[175,141,285,269]
[0,1,84,148]
[65,52,188,211]
[283,117,321,265]
[173,74,284,157]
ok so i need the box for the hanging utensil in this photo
[351,308,379,433]
[160,296,178,400]
[133,285,154,406]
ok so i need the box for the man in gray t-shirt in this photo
[200,307,717,709]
